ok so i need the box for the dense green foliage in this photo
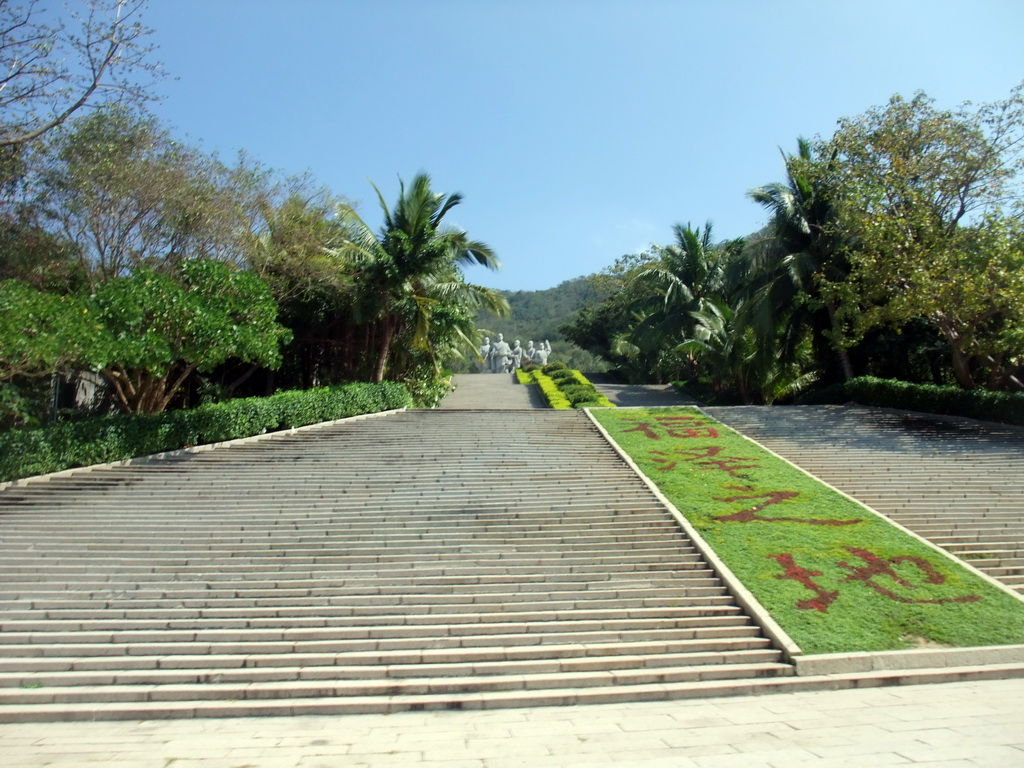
[1,103,501,429]
[1,260,291,414]
[0,3,495,468]
[0,381,412,482]
[594,407,1024,653]
[562,84,1024,405]
[799,376,1024,426]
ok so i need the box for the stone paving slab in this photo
[2,677,1021,766]
[438,374,544,409]
[584,374,702,408]
[438,372,698,410]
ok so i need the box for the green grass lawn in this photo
[592,406,1024,654]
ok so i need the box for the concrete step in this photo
[0,613,753,648]
[0,636,776,674]
[0,649,785,688]
[5,663,1024,723]
[0,408,789,721]
[0,625,764,660]
[0,604,744,633]
[0,661,795,705]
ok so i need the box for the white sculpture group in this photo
[479,334,551,373]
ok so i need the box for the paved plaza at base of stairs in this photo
[3,678,1022,767]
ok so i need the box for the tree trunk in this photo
[825,302,855,381]
[372,317,397,383]
[948,343,976,389]
[933,316,982,390]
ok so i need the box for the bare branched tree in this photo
[0,0,161,148]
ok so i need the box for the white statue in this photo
[532,341,550,366]
[510,339,524,369]
[479,337,491,373]
[524,340,536,366]
[490,333,512,373]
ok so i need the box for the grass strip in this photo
[592,406,1024,654]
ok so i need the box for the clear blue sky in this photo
[142,0,1024,292]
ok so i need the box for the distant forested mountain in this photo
[454,276,610,371]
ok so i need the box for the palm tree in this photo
[747,138,853,381]
[627,221,743,382]
[334,173,504,382]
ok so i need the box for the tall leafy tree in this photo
[0,260,290,414]
[821,84,1024,388]
[38,108,266,285]
[90,260,289,413]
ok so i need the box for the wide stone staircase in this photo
[0,409,793,722]
[706,405,1024,595]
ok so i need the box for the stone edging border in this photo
[584,404,1024,676]
[0,407,409,493]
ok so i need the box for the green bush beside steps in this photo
[0,381,413,483]
[797,377,1024,427]
[519,364,615,409]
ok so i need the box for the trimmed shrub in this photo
[542,362,568,374]
[844,377,1024,426]
[560,383,599,406]
[516,368,615,410]
[547,369,578,384]
[0,381,413,482]
[531,370,572,409]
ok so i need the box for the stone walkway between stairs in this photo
[4,678,1022,767]
[439,373,699,410]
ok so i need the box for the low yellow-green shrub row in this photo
[520,366,614,409]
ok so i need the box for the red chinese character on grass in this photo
[712,486,860,526]
[767,553,839,613]
[648,445,759,478]
[622,419,661,439]
[837,547,982,605]
[654,415,719,439]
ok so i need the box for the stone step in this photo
[0,661,794,706]
[0,625,763,659]
[0,594,738,623]
[0,560,701,581]
[0,648,784,689]
[0,582,713,602]
[0,636,774,673]
[0,575,718,601]
[0,604,744,633]
[0,587,732,614]
[0,607,743,633]
[7,664,1024,723]
[0,529,690,545]
[0,613,752,648]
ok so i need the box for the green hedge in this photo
[0,381,413,482]
[530,370,573,409]
[798,377,1024,426]
[526,368,615,409]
